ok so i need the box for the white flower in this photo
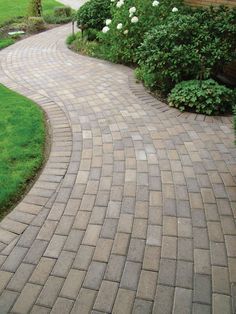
[102,26,110,33]
[172,7,178,12]
[106,19,112,25]
[116,0,124,8]
[131,16,138,23]
[129,7,136,14]
[117,23,123,30]
[111,0,115,2]
[152,0,159,6]
[124,29,129,34]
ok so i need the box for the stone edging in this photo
[0,77,73,252]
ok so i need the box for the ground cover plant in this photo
[0,84,45,218]
[168,79,235,115]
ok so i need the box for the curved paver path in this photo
[0,24,236,314]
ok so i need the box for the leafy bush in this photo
[136,6,236,94]
[0,38,15,50]
[54,6,72,17]
[28,0,42,17]
[84,28,99,41]
[27,17,45,32]
[98,0,184,64]
[168,79,234,115]
[0,16,25,29]
[10,22,28,31]
[67,32,99,56]
[43,14,72,24]
[66,33,76,45]
[77,0,111,30]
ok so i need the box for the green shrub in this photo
[77,0,111,30]
[28,0,42,17]
[168,79,234,115]
[98,0,184,64]
[10,22,28,31]
[0,38,15,50]
[0,16,25,29]
[43,13,72,24]
[69,32,99,56]
[84,28,99,41]
[54,6,72,17]
[66,33,76,45]
[28,16,45,32]
[136,6,236,94]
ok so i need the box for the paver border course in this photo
[0,73,73,252]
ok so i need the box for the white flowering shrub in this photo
[77,0,111,31]
[136,7,236,95]
[97,0,184,63]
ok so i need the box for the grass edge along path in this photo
[0,84,46,219]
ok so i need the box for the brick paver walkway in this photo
[0,24,235,314]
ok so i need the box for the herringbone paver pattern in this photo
[0,24,235,313]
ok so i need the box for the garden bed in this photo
[67,0,236,118]
[0,0,74,50]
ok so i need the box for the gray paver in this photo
[113,289,135,314]
[93,280,119,312]
[51,250,75,277]
[132,299,153,314]
[7,263,35,292]
[51,297,74,314]
[71,288,97,314]
[30,257,56,285]
[73,245,95,270]
[0,271,13,293]
[120,261,142,290]
[136,270,158,300]
[127,238,145,262]
[60,269,85,299]
[2,246,28,272]
[23,240,48,265]
[172,287,192,314]
[176,260,193,289]
[212,293,232,314]
[83,261,106,290]
[36,276,64,307]
[44,234,66,258]
[158,259,176,286]
[193,274,211,304]
[0,290,19,314]
[11,283,42,314]
[105,254,126,282]
[153,285,174,314]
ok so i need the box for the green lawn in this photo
[0,84,45,218]
[0,0,63,25]
[0,38,15,49]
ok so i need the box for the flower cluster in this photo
[152,0,159,6]
[116,0,124,8]
[102,0,179,34]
